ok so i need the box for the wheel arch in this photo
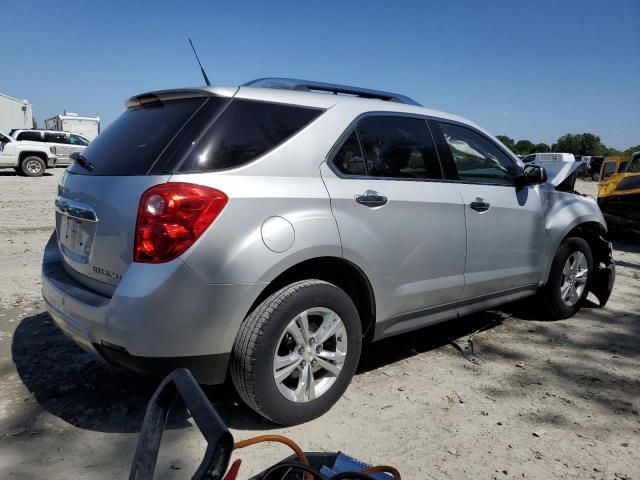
[19,151,48,164]
[246,256,377,341]
[542,220,608,285]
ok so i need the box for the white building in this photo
[0,92,33,133]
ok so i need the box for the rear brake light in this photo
[134,183,228,263]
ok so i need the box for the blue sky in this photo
[3,0,639,149]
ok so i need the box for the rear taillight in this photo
[134,183,228,263]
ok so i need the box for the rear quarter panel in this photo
[172,176,342,285]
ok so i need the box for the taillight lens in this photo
[134,183,228,263]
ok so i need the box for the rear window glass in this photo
[177,99,323,172]
[68,97,207,175]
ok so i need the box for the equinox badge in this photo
[92,266,122,280]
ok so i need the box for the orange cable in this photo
[363,465,401,479]
[233,434,313,480]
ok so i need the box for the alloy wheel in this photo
[560,251,589,306]
[273,307,347,403]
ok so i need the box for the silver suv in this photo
[42,78,615,425]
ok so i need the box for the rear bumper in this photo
[97,344,230,385]
[41,233,265,384]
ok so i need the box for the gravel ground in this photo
[0,169,638,479]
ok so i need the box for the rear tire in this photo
[540,237,593,319]
[20,156,45,177]
[231,280,362,425]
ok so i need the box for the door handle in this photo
[355,190,388,208]
[469,201,490,212]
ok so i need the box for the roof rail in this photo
[243,78,422,106]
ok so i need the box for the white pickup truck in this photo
[0,130,58,176]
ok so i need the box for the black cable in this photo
[261,460,328,480]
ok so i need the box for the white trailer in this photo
[0,92,33,133]
[44,113,101,141]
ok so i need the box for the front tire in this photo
[231,280,362,425]
[541,237,593,319]
[20,156,45,177]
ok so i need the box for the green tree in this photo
[552,134,581,154]
[552,133,607,156]
[623,145,640,156]
[604,147,622,157]
[580,133,606,156]
[496,135,515,151]
[514,140,535,155]
[533,143,550,153]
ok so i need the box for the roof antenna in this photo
[188,38,211,87]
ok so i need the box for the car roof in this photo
[12,129,86,136]
[128,80,487,135]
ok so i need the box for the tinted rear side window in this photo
[68,97,207,175]
[177,99,322,172]
[333,131,366,175]
[358,116,442,179]
[17,131,42,142]
[44,132,68,144]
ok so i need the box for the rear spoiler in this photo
[125,87,238,109]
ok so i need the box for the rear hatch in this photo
[54,85,326,296]
[55,89,234,296]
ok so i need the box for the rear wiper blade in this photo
[70,153,95,172]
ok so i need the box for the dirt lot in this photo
[0,169,638,479]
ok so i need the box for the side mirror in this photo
[518,164,547,186]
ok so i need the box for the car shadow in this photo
[0,171,53,177]
[10,310,279,433]
[11,307,508,434]
[11,289,635,435]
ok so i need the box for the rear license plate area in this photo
[58,214,97,264]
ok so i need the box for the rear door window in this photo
[357,116,442,180]
[177,99,323,172]
[68,97,209,175]
[17,131,42,142]
[332,131,366,176]
[44,132,68,144]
